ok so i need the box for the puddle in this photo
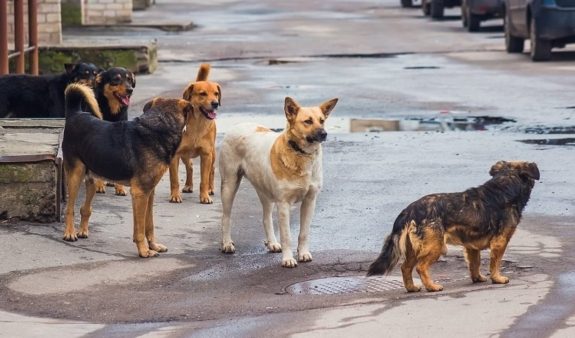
[350,114,515,133]
[524,126,575,134]
[519,138,575,147]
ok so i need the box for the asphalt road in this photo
[1,0,575,337]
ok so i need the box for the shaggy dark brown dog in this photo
[367,161,539,292]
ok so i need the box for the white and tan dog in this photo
[219,97,338,267]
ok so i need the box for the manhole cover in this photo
[286,276,410,295]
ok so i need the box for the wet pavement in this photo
[1,0,575,337]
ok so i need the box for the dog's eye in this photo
[85,71,89,75]
[200,92,208,96]
[304,119,313,125]
[319,119,325,124]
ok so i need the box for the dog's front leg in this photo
[489,227,516,284]
[297,190,318,262]
[199,151,214,204]
[278,202,297,268]
[63,163,86,241]
[131,187,157,258]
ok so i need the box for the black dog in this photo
[0,63,100,118]
[92,67,136,195]
[367,161,539,292]
[62,83,191,257]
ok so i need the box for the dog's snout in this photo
[126,87,134,95]
[211,101,219,110]
[317,129,327,142]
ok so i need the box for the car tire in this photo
[461,1,468,27]
[401,0,414,8]
[504,12,524,53]
[467,12,481,32]
[422,0,431,16]
[430,0,444,19]
[530,18,552,61]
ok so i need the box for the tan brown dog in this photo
[62,83,191,257]
[165,64,221,204]
[367,161,539,292]
[219,97,338,267]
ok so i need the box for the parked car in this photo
[461,0,505,31]
[422,0,462,19]
[505,0,575,61]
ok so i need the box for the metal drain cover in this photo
[286,276,413,295]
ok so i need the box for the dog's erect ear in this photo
[217,85,222,106]
[284,97,300,121]
[521,162,540,180]
[489,161,508,177]
[183,84,193,101]
[320,98,338,118]
[64,63,77,75]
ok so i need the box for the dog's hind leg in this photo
[209,149,216,196]
[489,226,516,284]
[401,234,422,292]
[63,161,86,241]
[169,155,183,203]
[464,248,487,283]
[114,184,127,196]
[131,186,157,258]
[256,192,280,253]
[297,189,318,263]
[181,153,194,194]
[78,177,97,238]
[278,202,297,268]
[414,226,444,292]
[145,188,167,253]
[220,166,242,254]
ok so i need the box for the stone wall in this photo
[82,0,132,25]
[6,0,62,46]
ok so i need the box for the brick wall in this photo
[83,0,132,25]
[6,0,62,46]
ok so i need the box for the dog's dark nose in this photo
[126,87,134,95]
[317,129,327,142]
[211,101,219,110]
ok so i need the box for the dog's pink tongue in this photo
[208,110,217,119]
[121,96,130,106]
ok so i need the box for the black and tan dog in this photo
[62,83,191,257]
[91,67,136,196]
[367,161,539,292]
[0,62,100,118]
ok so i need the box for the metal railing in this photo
[0,0,38,75]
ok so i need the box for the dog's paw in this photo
[425,283,444,292]
[405,285,422,292]
[169,194,183,203]
[139,250,160,258]
[222,241,236,254]
[77,230,89,239]
[95,186,106,194]
[209,190,215,196]
[182,185,193,193]
[266,241,282,253]
[282,257,298,268]
[298,251,313,262]
[149,242,168,253]
[115,187,127,196]
[491,275,509,284]
[472,274,488,283]
[106,182,115,187]
[63,231,78,242]
[200,194,213,204]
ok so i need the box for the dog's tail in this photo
[196,63,210,82]
[366,214,411,276]
[65,83,102,119]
